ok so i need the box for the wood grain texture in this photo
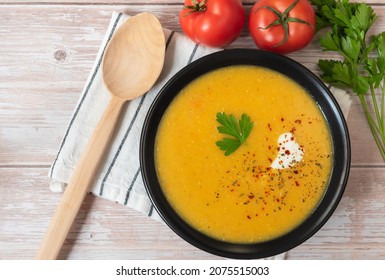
[1,1,385,260]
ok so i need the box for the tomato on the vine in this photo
[248,0,316,54]
[179,0,245,48]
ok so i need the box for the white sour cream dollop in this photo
[271,132,304,169]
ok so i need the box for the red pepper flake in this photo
[247,215,251,219]
[248,194,255,199]
[295,119,302,124]
[295,181,300,186]
[285,150,291,155]
[281,117,284,122]
[293,170,299,174]
[267,123,272,131]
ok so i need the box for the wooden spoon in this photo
[36,13,165,259]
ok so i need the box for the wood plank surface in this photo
[1,0,385,260]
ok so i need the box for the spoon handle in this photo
[36,96,124,259]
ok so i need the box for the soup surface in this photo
[155,65,333,243]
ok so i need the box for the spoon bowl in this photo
[36,13,165,259]
[103,13,165,100]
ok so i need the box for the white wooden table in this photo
[1,0,385,260]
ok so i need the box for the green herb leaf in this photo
[376,32,385,59]
[341,35,360,63]
[215,113,254,156]
[352,75,369,95]
[333,3,351,27]
[320,31,340,51]
[319,59,351,87]
[350,3,377,33]
[216,138,242,156]
[239,113,253,141]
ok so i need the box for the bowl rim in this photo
[140,49,351,259]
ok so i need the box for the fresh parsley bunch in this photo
[311,0,385,161]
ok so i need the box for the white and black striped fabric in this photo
[48,12,220,220]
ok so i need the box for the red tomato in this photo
[248,0,316,54]
[179,0,245,48]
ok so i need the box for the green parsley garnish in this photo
[215,112,254,156]
[311,0,385,162]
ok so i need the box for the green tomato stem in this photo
[183,0,207,16]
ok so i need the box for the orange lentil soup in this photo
[155,65,333,243]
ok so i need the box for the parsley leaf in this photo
[216,138,242,156]
[215,113,254,156]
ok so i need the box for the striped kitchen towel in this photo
[49,12,220,222]
[48,11,352,260]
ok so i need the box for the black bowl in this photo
[140,49,350,259]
